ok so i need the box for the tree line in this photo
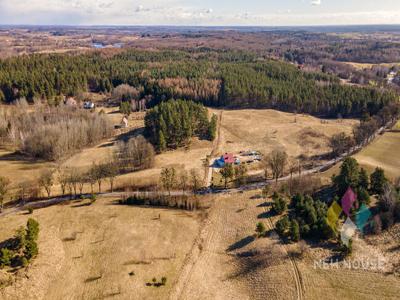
[0,49,397,118]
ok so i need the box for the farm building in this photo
[215,153,240,167]
[64,97,77,107]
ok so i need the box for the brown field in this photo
[343,61,400,70]
[2,190,399,299]
[0,195,205,299]
[322,121,400,182]
[214,109,357,160]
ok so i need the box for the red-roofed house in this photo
[216,153,236,167]
[223,153,235,164]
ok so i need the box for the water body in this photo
[92,43,124,49]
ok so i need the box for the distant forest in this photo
[0,49,397,117]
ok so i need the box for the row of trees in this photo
[145,100,216,151]
[329,102,400,158]
[0,49,397,119]
[159,167,203,195]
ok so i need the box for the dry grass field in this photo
[214,109,357,161]
[343,62,400,70]
[353,131,400,180]
[0,107,360,201]
[322,121,400,182]
[1,187,400,299]
[0,195,206,300]
[178,190,400,300]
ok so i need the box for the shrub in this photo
[161,277,167,286]
[27,207,34,214]
[89,194,97,204]
[276,216,290,236]
[290,219,300,242]
[0,248,14,267]
[120,101,132,115]
[26,218,39,241]
[290,222,300,242]
[272,193,287,215]
[255,222,266,237]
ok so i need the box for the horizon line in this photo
[1,23,400,28]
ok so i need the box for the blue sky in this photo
[0,0,400,26]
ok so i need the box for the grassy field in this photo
[171,190,400,299]
[1,186,400,299]
[322,121,400,182]
[0,196,206,299]
[1,108,356,201]
[214,108,356,161]
[343,61,400,70]
[353,131,400,180]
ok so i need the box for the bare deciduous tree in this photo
[38,169,54,198]
[179,169,189,193]
[189,169,202,193]
[0,176,10,212]
[267,149,288,183]
[160,167,177,196]
[58,169,69,196]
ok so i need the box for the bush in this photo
[161,276,167,286]
[89,194,97,204]
[255,222,266,237]
[0,248,14,267]
[27,207,34,214]
[26,218,39,241]
[290,220,300,242]
[276,216,290,236]
[272,193,287,215]
[120,101,132,115]
[24,239,38,261]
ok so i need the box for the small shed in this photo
[65,97,77,107]
[121,117,129,128]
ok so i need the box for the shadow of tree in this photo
[257,210,275,219]
[226,235,255,252]
[257,202,271,207]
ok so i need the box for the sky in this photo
[0,0,400,26]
